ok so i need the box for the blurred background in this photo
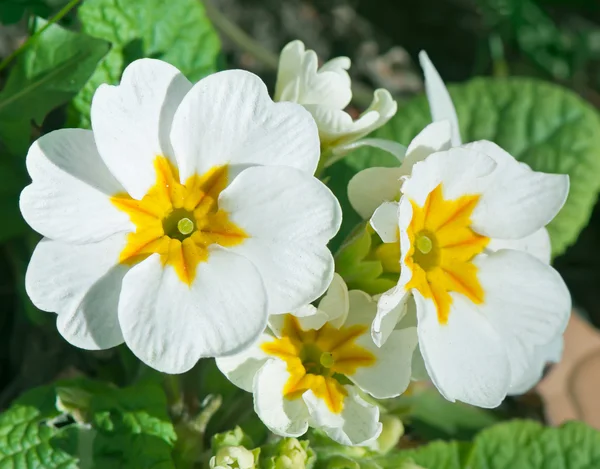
[2,0,600,447]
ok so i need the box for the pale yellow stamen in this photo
[177,217,194,235]
[320,352,335,369]
[416,234,433,254]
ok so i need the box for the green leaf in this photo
[352,78,600,256]
[471,420,600,469]
[368,420,600,469]
[323,160,363,253]
[0,18,109,155]
[0,0,51,24]
[393,389,499,441]
[0,379,178,469]
[0,159,28,243]
[71,0,221,128]
[63,379,177,468]
[386,441,467,469]
[0,385,79,468]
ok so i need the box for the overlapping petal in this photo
[91,59,192,199]
[415,292,511,407]
[20,129,132,244]
[171,69,320,180]
[26,235,127,349]
[303,386,381,446]
[221,165,341,313]
[118,249,267,373]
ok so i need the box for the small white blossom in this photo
[20,59,341,374]
[274,40,402,163]
[217,275,417,446]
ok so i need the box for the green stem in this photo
[202,0,279,70]
[0,0,82,73]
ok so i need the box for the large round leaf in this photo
[346,78,600,257]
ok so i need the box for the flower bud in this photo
[262,438,315,469]
[210,446,259,469]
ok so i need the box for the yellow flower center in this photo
[261,315,375,413]
[405,184,489,324]
[111,157,248,286]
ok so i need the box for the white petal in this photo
[348,167,403,219]
[170,69,319,180]
[305,105,368,146]
[303,386,382,446]
[353,327,417,398]
[401,148,497,207]
[216,333,272,392]
[508,337,563,395]
[254,359,310,437]
[275,274,349,332]
[316,273,350,329]
[346,290,417,398]
[487,228,551,264]
[418,51,461,146]
[221,166,341,314]
[416,291,511,408]
[275,40,305,102]
[370,201,399,243]
[372,288,411,347]
[91,59,192,199]
[298,56,352,109]
[118,249,267,373]
[20,129,132,244]
[25,235,127,349]
[410,345,429,381]
[475,249,571,355]
[400,120,453,176]
[544,335,564,363]
[465,141,569,239]
[372,198,414,346]
[306,89,397,148]
[332,138,406,161]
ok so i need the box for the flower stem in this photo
[0,0,82,74]
[202,0,279,70]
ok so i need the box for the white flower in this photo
[216,274,417,446]
[370,143,571,408]
[274,40,402,163]
[20,59,341,374]
[348,51,570,402]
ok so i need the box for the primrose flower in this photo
[274,40,402,163]
[21,59,341,374]
[370,144,571,408]
[217,275,417,445]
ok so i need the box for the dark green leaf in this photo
[0,18,109,155]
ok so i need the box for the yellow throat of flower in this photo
[405,184,489,324]
[261,315,375,413]
[111,157,247,286]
